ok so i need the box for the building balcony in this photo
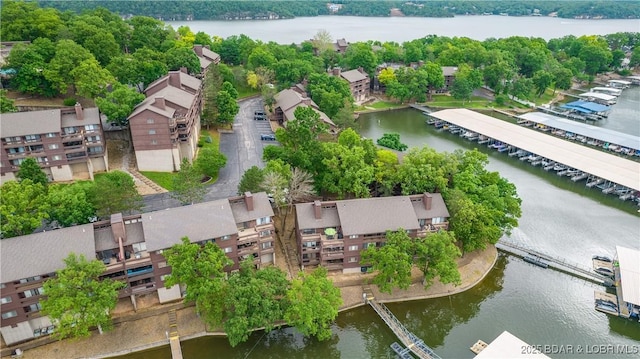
[301,246,320,253]
[237,245,259,256]
[323,263,344,271]
[64,144,86,154]
[6,152,26,158]
[61,134,83,142]
[321,251,344,260]
[260,246,275,255]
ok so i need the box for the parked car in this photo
[254,115,268,121]
[261,134,276,141]
[255,110,266,116]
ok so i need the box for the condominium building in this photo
[273,88,336,129]
[331,67,370,103]
[0,192,275,345]
[295,193,450,274]
[127,69,203,172]
[193,44,221,73]
[0,104,108,185]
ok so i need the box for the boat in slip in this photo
[594,267,614,277]
[523,255,549,268]
[592,255,612,263]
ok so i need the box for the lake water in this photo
[167,15,640,43]
[116,16,640,359]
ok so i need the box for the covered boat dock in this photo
[578,92,617,105]
[516,112,640,155]
[428,109,640,195]
[559,100,611,120]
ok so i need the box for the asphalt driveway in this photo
[140,96,272,212]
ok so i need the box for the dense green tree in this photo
[342,42,378,75]
[171,159,206,205]
[579,44,613,75]
[509,76,534,100]
[482,61,514,95]
[361,230,414,294]
[630,47,640,68]
[331,100,359,131]
[194,31,215,47]
[194,147,227,178]
[164,237,232,328]
[385,80,411,103]
[128,16,171,52]
[95,83,145,125]
[221,81,238,99]
[307,72,353,118]
[201,64,224,128]
[531,70,553,97]
[0,90,17,113]
[377,67,396,85]
[71,58,115,98]
[247,47,277,70]
[224,261,289,347]
[421,62,445,101]
[165,46,200,74]
[0,180,49,238]
[89,171,142,218]
[132,47,168,90]
[320,140,374,199]
[373,149,399,196]
[215,90,239,125]
[450,64,483,104]
[46,183,96,227]
[41,253,124,339]
[285,267,342,341]
[396,147,454,195]
[237,166,265,195]
[5,41,57,96]
[414,230,461,288]
[83,29,120,67]
[552,67,574,94]
[0,0,64,41]
[43,39,95,95]
[16,157,48,186]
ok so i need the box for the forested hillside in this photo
[37,0,640,20]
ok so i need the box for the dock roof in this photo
[616,246,640,306]
[578,92,616,101]
[430,109,640,191]
[559,100,610,113]
[517,112,640,151]
[474,331,550,358]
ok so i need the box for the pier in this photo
[168,309,183,359]
[364,288,441,359]
[496,239,613,286]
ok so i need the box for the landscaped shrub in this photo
[377,133,408,151]
[205,136,213,143]
[63,98,77,106]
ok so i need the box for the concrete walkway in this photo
[13,246,497,359]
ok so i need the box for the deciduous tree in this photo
[414,230,461,288]
[165,46,200,74]
[41,254,124,339]
[0,90,17,113]
[95,83,145,125]
[285,267,342,341]
[361,230,414,294]
[16,157,48,186]
[164,237,232,328]
[71,58,116,98]
[0,180,49,238]
[238,166,265,195]
[89,171,142,218]
[194,147,227,178]
[46,183,96,227]
[171,159,206,205]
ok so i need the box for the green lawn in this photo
[426,95,494,109]
[139,171,177,191]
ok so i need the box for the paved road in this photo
[140,97,274,212]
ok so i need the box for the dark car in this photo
[261,134,276,141]
[254,115,268,121]
[255,110,266,116]
[592,255,612,262]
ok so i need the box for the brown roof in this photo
[229,192,274,224]
[94,222,146,252]
[61,107,101,127]
[0,224,96,283]
[295,203,341,230]
[442,66,458,76]
[336,196,420,236]
[1,109,63,138]
[141,199,238,251]
[275,88,307,112]
[283,103,336,127]
[201,47,220,62]
[340,69,368,83]
[410,193,450,219]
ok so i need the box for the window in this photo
[18,276,41,284]
[46,132,57,138]
[224,247,233,253]
[48,144,59,150]
[418,219,426,227]
[52,155,62,161]
[151,140,158,145]
[1,311,17,320]
[155,250,163,254]
[24,303,42,313]
[348,257,358,263]
[220,235,231,241]
[256,216,271,225]
[36,157,48,163]
[87,146,103,154]
[433,217,443,224]
[24,134,40,142]
[349,234,358,239]
[6,136,22,143]
[157,261,167,268]
[348,245,359,251]
[8,147,25,154]
[84,124,99,131]
[261,242,272,249]
[1,296,12,304]
[160,274,169,281]
[22,287,44,298]
[147,118,155,124]
[302,229,315,235]
[86,135,101,143]
[63,127,77,135]
[132,242,146,253]
[11,158,25,166]
[365,242,376,249]
[148,129,156,135]
[303,241,316,248]
[259,230,271,237]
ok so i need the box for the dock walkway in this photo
[496,239,612,286]
[168,309,183,359]
[365,288,441,359]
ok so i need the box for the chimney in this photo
[423,193,432,210]
[244,192,254,211]
[204,45,210,50]
[74,102,84,121]
[110,213,127,260]
[332,67,340,76]
[154,97,165,109]
[169,71,181,88]
[313,200,322,219]
[357,66,364,74]
[180,66,188,74]
[193,44,203,56]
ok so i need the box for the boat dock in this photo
[496,239,613,286]
[425,109,640,204]
[364,288,441,359]
[168,309,183,359]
